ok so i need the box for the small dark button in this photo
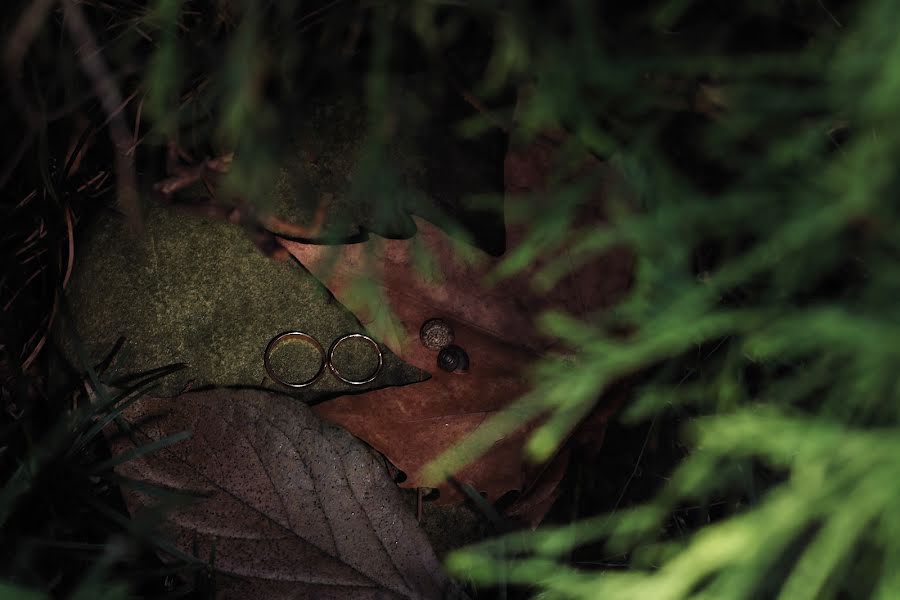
[438,345,469,373]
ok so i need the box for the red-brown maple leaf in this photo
[278,136,633,520]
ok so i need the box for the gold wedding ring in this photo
[263,332,326,388]
[327,333,383,386]
[263,331,383,388]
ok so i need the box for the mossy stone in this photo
[57,201,424,400]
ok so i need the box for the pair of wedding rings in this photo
[263,331,383,388]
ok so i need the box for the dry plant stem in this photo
[2,0,56,186]
[15,190,38,211]
[417,487,424,523]
[153,153,233,195]
[61,0,141,232]
[4,0,56,77]
[127,95,145,156]
[4,0,56,126]
[21,204,74,371]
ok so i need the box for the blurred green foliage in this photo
[4,0,900,597]
[427,1,900,598]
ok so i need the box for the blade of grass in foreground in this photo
[89,430,192,475]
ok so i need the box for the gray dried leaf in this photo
[110,389,468,600]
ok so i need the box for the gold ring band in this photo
[263,331,326,388]
[327,333,383,385]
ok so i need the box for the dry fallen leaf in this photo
[109,389,468,600]
[278,139,634,514]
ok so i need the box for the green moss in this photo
[57,201,424,400]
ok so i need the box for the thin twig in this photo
[132,93,145,149]
[416,487,424,522]
[61,0,141,232]
[2,0,56,187]
[98,87,140,131]
[3,267,46,312]
[4,0,57,125]
[21,204,75,371]
[817,0,843,28]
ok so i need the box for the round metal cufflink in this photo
[327,333,383,385]
[420,318,454,350]
[263,331,327,388]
